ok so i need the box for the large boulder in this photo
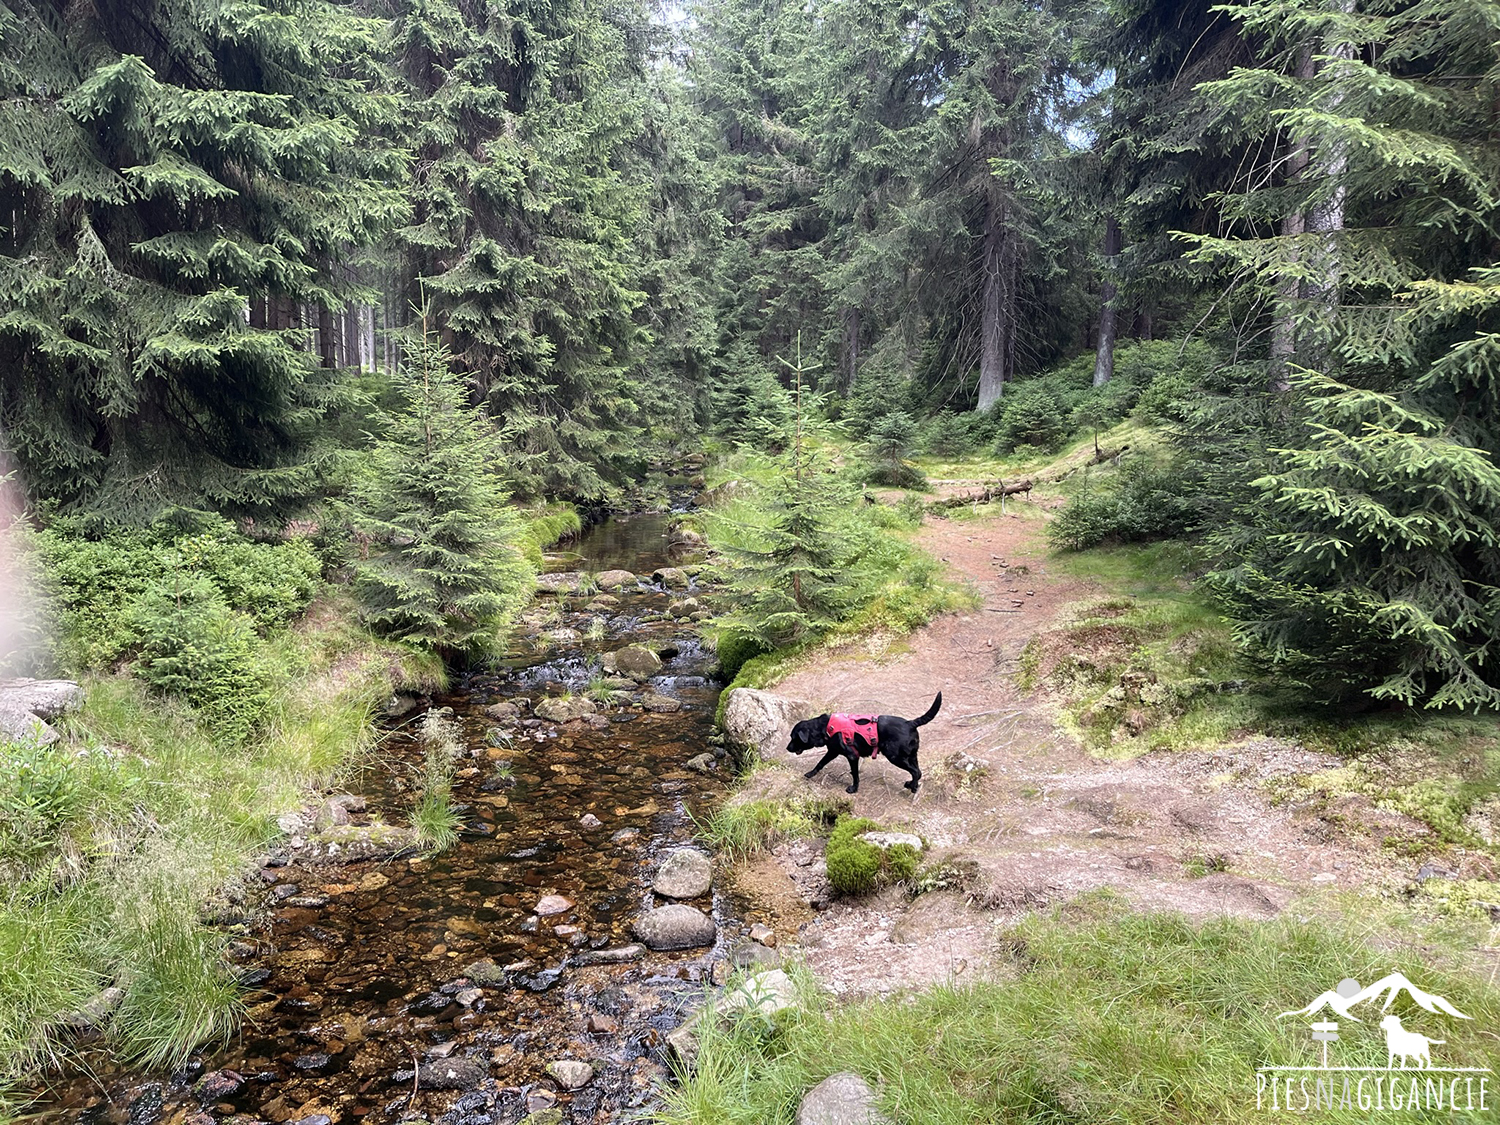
[534,572,583,594]
[534,696,597,723]
[602,645,662,679]
[0,678,83,745]
[652,848,713,899]
[722,688,817,759]
[633,904,716,950]
[796,1072,890,1125]
[595,569,637,590]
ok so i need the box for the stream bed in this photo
[38,513,746,1125]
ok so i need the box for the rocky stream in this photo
[33,513,769,1125]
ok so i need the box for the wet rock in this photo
[285,895,329,908]
[685,752,717,774]
[57,985,125,1031]
[652,848,713,899]
[515,967,564,992]
[602,644,663,679]
[633,904,716,950]
[652,566,690,589]
[722,688,817,758]
[535,572,584,594]
[409,991,455,1015]
[796,1072,890,1125]
[297,823,417,863]
[573,944,646,966]
[535,894,573,916]
[270,883,300,901]
[749,923,777,948]
[455,988,483,1007]
[545,1060,594,1089]
[483,701,520,721]
[857,831,922,852]
[586,1012,618,1033]
[610,827,641,844]
[292,1115,333,1125]
[534,696,596,723]
[595,569,637,590]
[668,598,701,619]
[417,1056,488,1090]
[527,1089,559,1112]
[579,813,603,829]
[293,1053,332,1072]
[386,693,421,718]
[641,691,683,713]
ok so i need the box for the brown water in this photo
[38,514,737,1125]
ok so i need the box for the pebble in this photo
[535,894,573,916]
[749,923,777,948]
[579,813,603,829]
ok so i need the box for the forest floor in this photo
[730,497,1500,999]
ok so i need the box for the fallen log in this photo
[928,479,1033,510]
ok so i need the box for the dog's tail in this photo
[913,692,942,727]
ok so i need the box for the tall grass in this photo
[0,610,401,1110]
[660,898,1500,1125]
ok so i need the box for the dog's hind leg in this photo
[804,748,840,780]
[903,762,921,794]
[846,755,860,794]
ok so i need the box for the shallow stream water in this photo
[38,513,738,1125]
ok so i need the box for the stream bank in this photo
[32,513,772,1125]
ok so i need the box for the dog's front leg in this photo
[804,748,840,779]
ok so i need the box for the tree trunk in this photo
[976,192,1009,412]
[1304,6,1354,365]
[1092,213,1121,387]
[841,307,860,392]
[317,304,337,368]
[1269,46,1316,389]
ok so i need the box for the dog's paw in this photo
[845,784,859,794]
[804,768,820,779]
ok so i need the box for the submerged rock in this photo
[534,696,596,723]
[685,752,717,774]
[545,1059,594,1089]
[797,1072,890,1125]
[641,691,683,713]
[573,944,646,966]
[633,904,715,950]
[416,1056,487,1090]
[652,848,713,899]
[535,894,573,916]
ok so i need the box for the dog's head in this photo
[1379,1015,1402,1031]
[786,715,830,755]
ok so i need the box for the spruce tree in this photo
[346,315,533,660]
[1193,0,1500,708]
[0,0,407,521]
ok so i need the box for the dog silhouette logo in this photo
[1256,971,1491,1112]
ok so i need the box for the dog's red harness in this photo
[826,713,879,757]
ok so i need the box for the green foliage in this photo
[1048,458,1203,552]
[345,324,534,660]
[995,387,1071,454]
[128,579,274,747]
[712,631,770,681]
[36,518,321,668]
[861,412,926,488]
[520,504,585,569]
[0,0,406,522]
[0,740,82,865]
[693,779,843,858]
[1207,371,1500,710]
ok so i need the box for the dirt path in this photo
[746,507,1431,997]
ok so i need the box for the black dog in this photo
[785,692,941,794]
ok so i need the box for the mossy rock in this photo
[825,816,924,897]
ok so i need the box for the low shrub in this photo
[129,579,274,746]
[995,387,1070,454]
[1048,460,1203,552]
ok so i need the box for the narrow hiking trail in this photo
[745,504,1438,998]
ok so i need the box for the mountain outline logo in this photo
[1255,970,1492,1113]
